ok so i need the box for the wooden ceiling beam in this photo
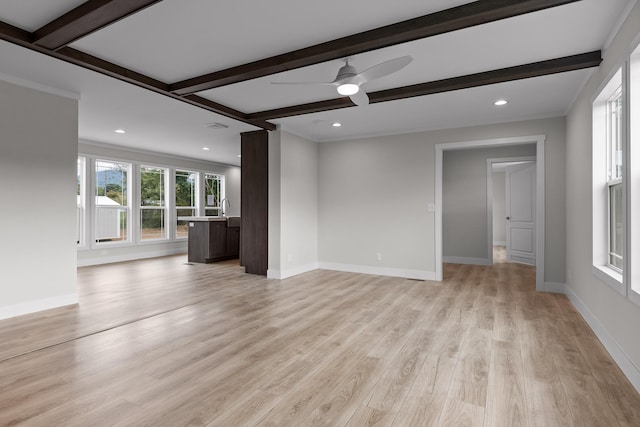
[55,48,276,129]
[0,21,32,44]
[247,51,602,121]
[169,0,582,95]
[0,20,274,130]
[182,95,277,131]
[57,47,169,92]
[33,0,163,51]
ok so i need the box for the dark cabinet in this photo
[226,226,240,258]
[187,219,240,263]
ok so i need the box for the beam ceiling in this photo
[0,0,596,133]
[169,0,583,95]
[247,51,602,121]
[0,15,276,130]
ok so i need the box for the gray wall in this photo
[316,116,566,283]
[0,80,78,319]
[443,145,535,261]
[493,171,506,244]
[318,131,435,277]
[565,1,640,380]
[268,130,319,278]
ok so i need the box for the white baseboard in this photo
[78,247,187,267]
[564,286,640,394]
[318,262,435,281]
[267,263,319,280]
[544,281,566,294]
[493,241,506,246]
[442,256,491,266]
[0,293,78,321]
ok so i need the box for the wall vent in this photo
[203,122,229,129]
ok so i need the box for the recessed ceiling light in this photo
[332,122,342,127]
[494,99,508,106]
[202,147,210,151]
[237,154,242,158]
[114,129,126,134]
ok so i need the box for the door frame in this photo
[435,135,546,292]
[486,156,536,265]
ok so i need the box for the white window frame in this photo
[77,157,87,249]
[204,173,226,217]
[592,36,640,307]
[628,41,640,305]
[175,169,199,240]
[94,158,132,247]
[606,86,623,273]
[593,68,624,294]
[138,164,169,243]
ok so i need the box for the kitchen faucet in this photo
[221,198,230,216]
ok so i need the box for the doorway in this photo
[435,135,546,291]
[487,157,536,266]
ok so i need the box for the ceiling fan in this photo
[272,56,413,106]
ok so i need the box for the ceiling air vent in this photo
[203,122,229,130]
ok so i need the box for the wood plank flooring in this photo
[0,255,639,426]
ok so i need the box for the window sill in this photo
[592,265,625,296]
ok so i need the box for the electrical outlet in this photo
[376,252,382,261]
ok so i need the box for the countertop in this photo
[178,216,228,222]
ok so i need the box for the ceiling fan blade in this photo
[358,55,413,82]
[349,90,369,106]
[271,81,334,86]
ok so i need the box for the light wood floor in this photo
[1,256,639,426]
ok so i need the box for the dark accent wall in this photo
[241,130,269,275]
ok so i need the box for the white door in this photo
[506,162,536,265]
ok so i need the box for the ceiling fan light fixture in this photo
[337,83,359,96]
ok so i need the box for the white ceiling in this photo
[0,0,634,166]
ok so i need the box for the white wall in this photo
[318,132,436,279]
[566,1,640,389]
[317,116,566,283]
[0,80,78,319]
[268,130,282,272]
[443,145,535,262]
[493,171,506,245]
[268,130,318,279]
[77,140,241,266]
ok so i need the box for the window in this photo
[77,156,226,250]
[77,157,86,246]
[607,87,623,271]
[593,68,623,292]
[630,44,640,300]
[592,41,640,304]
[175,170,197,238]
[205,173,224,216]
[95,160,130,244]
[140,166,168,241]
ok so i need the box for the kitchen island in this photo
[178,216,240,263]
